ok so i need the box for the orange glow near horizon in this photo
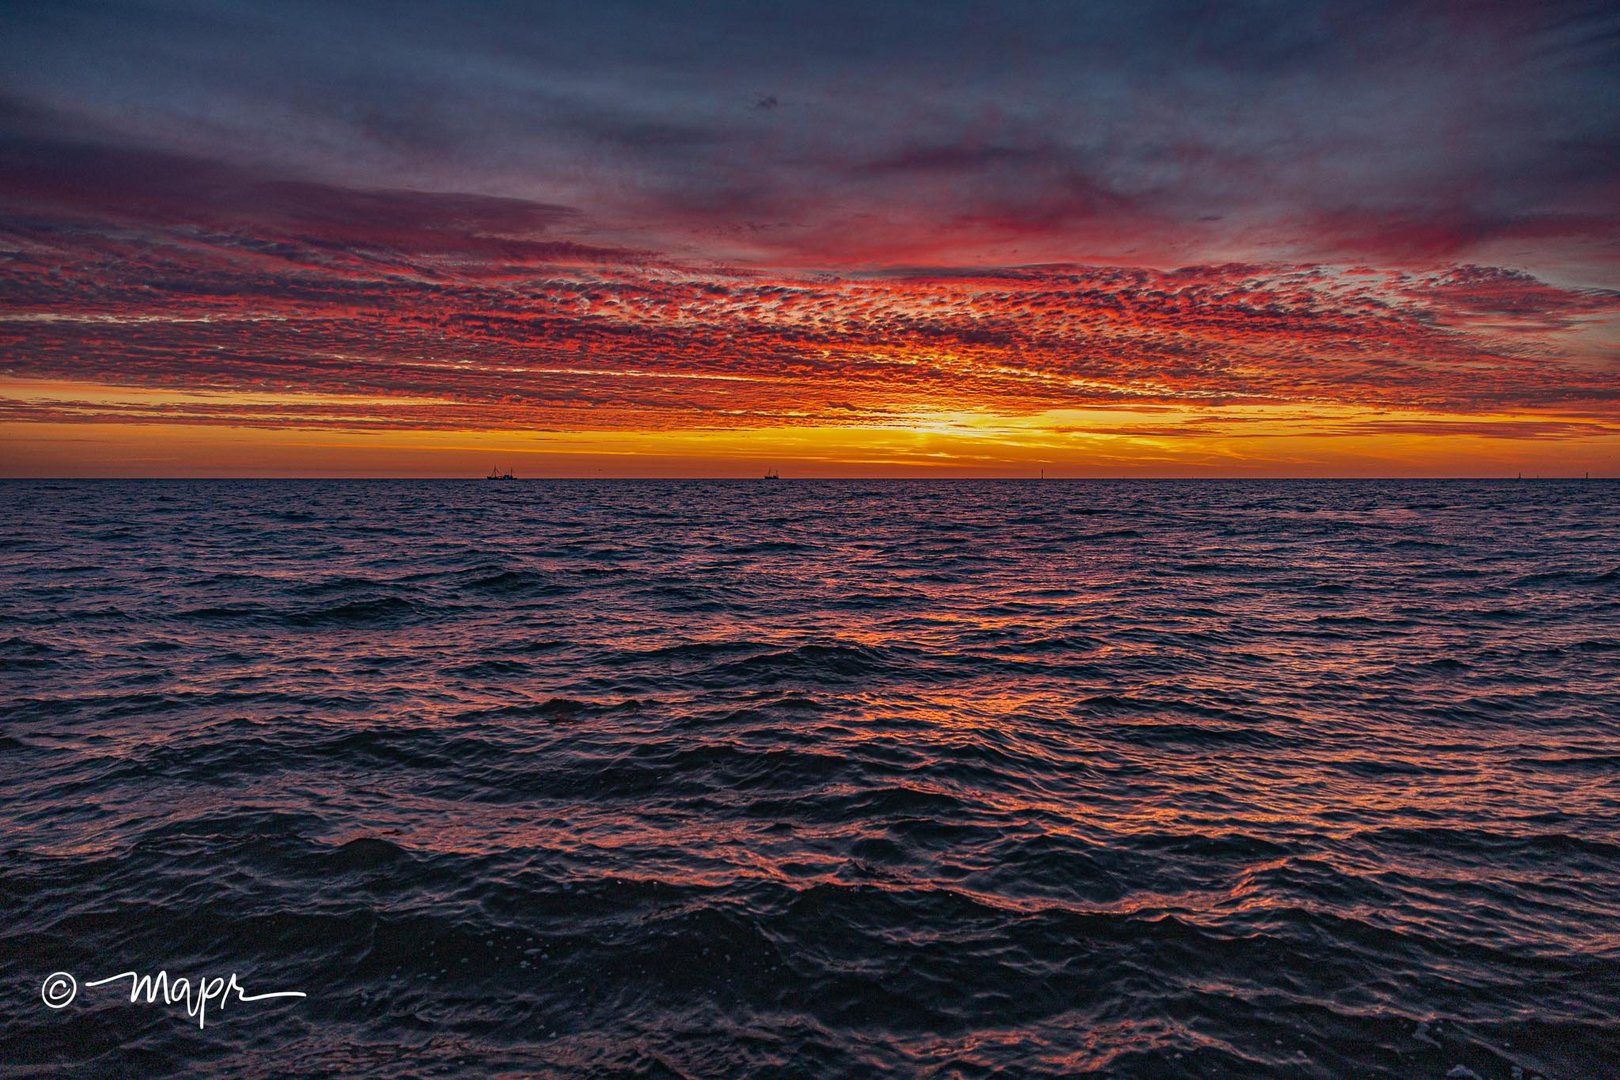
[5,407,1617,478]
[4,250,1618,477]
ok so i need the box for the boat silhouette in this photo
[486,466,515,480]
[763,468,780,480]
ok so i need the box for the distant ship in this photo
[763,468,780,480]
[486,466,515,480]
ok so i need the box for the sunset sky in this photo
[2,1,1618,476]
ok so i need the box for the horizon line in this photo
[2,475,1610,482]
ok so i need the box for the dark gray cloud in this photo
[2,1,1616,268]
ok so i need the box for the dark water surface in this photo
[3,479,1617,1078]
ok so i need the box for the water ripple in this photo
[2,478,1617,1078]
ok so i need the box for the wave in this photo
[284,595,425,627]
[3,478,1616,1078]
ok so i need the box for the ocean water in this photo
[2,478,1617,1079]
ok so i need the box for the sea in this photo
[2,479,1617,1079]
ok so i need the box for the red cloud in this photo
[3,142,1617,437]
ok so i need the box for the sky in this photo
[2,0,1618,476]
